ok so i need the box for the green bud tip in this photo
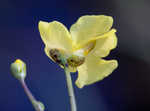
[10,59,26,80]
[32,100,45,111]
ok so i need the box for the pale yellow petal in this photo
[75,53,118,88]
[39,21,73,53]
[92,29,117,57]
[70,15,113,47]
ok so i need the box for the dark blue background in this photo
[1,0,150,111]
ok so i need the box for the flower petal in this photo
[75,53,118,88]
[39,21,73,53]
[70,15,113,48]
[92,29,117,57]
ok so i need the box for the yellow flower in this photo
[38,15,118,88]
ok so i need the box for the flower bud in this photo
[10,59,26,80]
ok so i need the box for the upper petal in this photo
[75,53,118,88]
[70,15,113,48]
[91,29,117,57]
[39,21,73,53]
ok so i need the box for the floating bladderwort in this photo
[10,15,118,111]
[10,59,45,111]
[38,15,118,111]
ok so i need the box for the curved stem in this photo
[20,79,36,102]
[20,79,44,111]
[64,67,77,111]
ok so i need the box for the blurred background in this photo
[0,0,150,111]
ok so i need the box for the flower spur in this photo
[38,15,118,88]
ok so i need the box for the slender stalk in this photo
[64,67,77,111]
[20,79,36,102]
[20,79,44,111]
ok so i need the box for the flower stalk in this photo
[60,56,77,111]
[64,67,77,111]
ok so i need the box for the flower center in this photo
[49,49,85,67]
[49,42,95,68]
[73,41,96,57]
[82,41,96,56]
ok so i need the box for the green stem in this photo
[64,67,77,111]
